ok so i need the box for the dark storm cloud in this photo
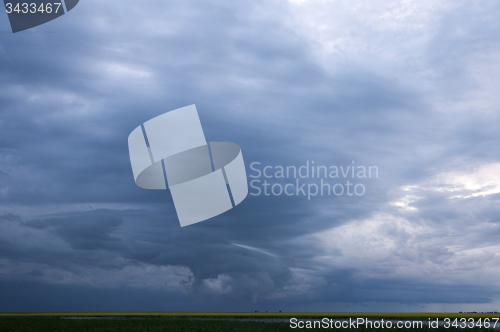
[25,211,123,250]
[1,0,500,312]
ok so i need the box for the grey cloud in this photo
[1,0,500,312]
[24,211,123,250]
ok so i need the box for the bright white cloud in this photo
[303,212,500,288]
[397,162,500,202]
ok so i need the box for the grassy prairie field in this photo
[1,312,500,318]
[0,313,499,332]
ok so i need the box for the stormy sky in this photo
[1,0,500,312]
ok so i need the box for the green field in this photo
[0,313,499,331]
[1,312,499,318]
